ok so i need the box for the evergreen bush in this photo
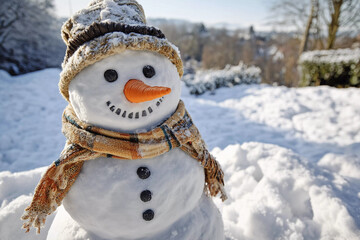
[299,48,360,87]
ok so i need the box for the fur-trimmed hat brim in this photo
[59,31,183,101]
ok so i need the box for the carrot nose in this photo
[123,79,171,103]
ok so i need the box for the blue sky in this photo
[55,0,270,30]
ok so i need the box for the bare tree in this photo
[299,0,319,54]
[268,0,316,54]
[0,0,25,45]
[268,0,310,32]
[0,0,64,74]
[321,0,360,49]
[268,0,360,50]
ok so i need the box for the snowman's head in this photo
[59,0,184,132]
[68,50,181,133]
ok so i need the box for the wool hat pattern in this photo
[59,0,183,101]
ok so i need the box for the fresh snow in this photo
[1,69,360,240]
[0,69,67,171]
[70,0,146,37]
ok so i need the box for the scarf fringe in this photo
[21,145,104,233]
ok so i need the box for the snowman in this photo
[22,1,227,239]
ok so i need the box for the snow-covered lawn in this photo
[1,69,360,239]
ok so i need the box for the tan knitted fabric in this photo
[22,100,227,233]
[59,0,183,101]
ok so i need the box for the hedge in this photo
[298,48,360,87]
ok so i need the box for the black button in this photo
[143,209,154,221]
[137,167,151,179]
[140,190,152,202]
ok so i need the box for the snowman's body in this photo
[48,150,224,240]
[46,50,224,239]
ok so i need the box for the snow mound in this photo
[0,70,11,81]
[213,143,360,240]
[0,167,54,240]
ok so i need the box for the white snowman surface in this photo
[68,50,182,133]
[47,50,224,240]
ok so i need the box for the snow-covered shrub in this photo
[299,48,360,87]
[183,62,261,95]
[0,0,65,75]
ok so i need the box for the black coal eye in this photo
[104,69,118,82]
[143,65,156,78]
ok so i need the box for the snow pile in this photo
[0,70,11,80]
[1,69,360,239]
[0,167,54,240]
[183,62,261,95]
[214,143,360,240]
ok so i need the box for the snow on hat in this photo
[59,0,183,101]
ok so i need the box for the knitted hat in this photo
[59,0,183,101]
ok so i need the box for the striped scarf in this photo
[22,100,227,233]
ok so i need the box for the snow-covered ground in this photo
[1,69,360,240]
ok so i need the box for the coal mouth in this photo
[106,97,164,119]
